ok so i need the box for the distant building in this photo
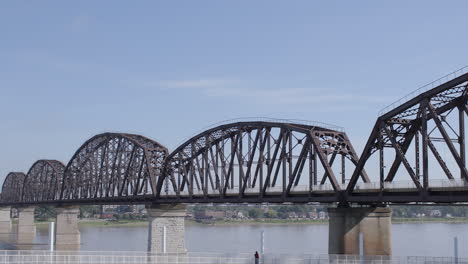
[298,213,308,219]
[205,210,225,219]
[225,210,237,218]
[318,211,328,220]
[194,210,225,219]
[101,213,114,219]
[102,205,118,212]
[308,211,318,219]
[237,211,245,219]
[430,210,442,217]
[287,212,298,219]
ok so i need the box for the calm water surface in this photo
[1,222,466,257]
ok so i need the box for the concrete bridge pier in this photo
[146,204,187,253]
[0,207,12,242]
[16,206,36,245]
[0,207,11,232]
[17,207,36,235]
[55,206,81,250]
[328,207,392,256]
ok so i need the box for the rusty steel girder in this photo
[158,121,367,201]
[60,133,168,200]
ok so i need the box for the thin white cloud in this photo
[149,78,396,106]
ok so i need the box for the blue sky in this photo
[1,1,467,182]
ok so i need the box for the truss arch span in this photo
[160,121,368,200]
[60,133,168,201]
[22,160,65,202]
[1,172,26,203]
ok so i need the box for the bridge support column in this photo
[0,207,11,233]
[0,207,12,243]
[17,207,36,245]
[55,206,80,250]
[146,204,187,253]
[17,207,36,235]
[328,207,392,256]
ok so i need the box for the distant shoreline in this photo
[28,217,468,227]
[392,217,468,224]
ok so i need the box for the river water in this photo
[0,222,466,257]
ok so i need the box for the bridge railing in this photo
[378,65,468,115]
[159,178,468,198]
[0,251,467,264]
[174,117,346,149]
[429,178,468,188]
[353,179,468,191]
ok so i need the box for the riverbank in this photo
[32,219,148,227]
[24,217,468,227]
[392,217,468,224]
[188,219,328,226]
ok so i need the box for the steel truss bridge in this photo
[1,70,467,206]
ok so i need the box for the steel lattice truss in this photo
[61,133,168,201]
[22,160,65,202]
[1,172,25,203]
[157,122,367,202]
[0,72,467,206]
[345,73,468,203]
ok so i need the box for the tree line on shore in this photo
[30,204,468,221]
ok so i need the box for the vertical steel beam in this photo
[341,155,345,185]
[383,125,422,189]
[238,129,243,195]
[460,106,466,178]
[282,130,287,198]
[379,128,384,191]
[421,102,429,189]
[231,137,235,189]
[267,130,271,187]
[288,131,293,185]
[308,140,313,193]
[313,145,317,186]
[262,130,283,194]
[259,128,265,198]
[415,132,420,181]
[242,129,260,194]
[428,103,468,180]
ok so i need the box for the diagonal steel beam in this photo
[320,152,337,185]
[385,127,417,182]
[428,103,468,180]
[241,129,261,195]
[427,138,454,180]
[383,125,422,189]
[262,130,283,195]
[286,140,309,193]
[310,132,341,191]
[223,133,240,195]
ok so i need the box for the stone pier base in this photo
[17,207,36,245]
[0,207,12,242]
[147,204,187,253]
[328,207,392,256]
[17,207,36,235]
[0,207,11,233]
[55,206,80,250]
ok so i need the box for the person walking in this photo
[254,251,260,264]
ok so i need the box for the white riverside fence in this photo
[0,251,467,264]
